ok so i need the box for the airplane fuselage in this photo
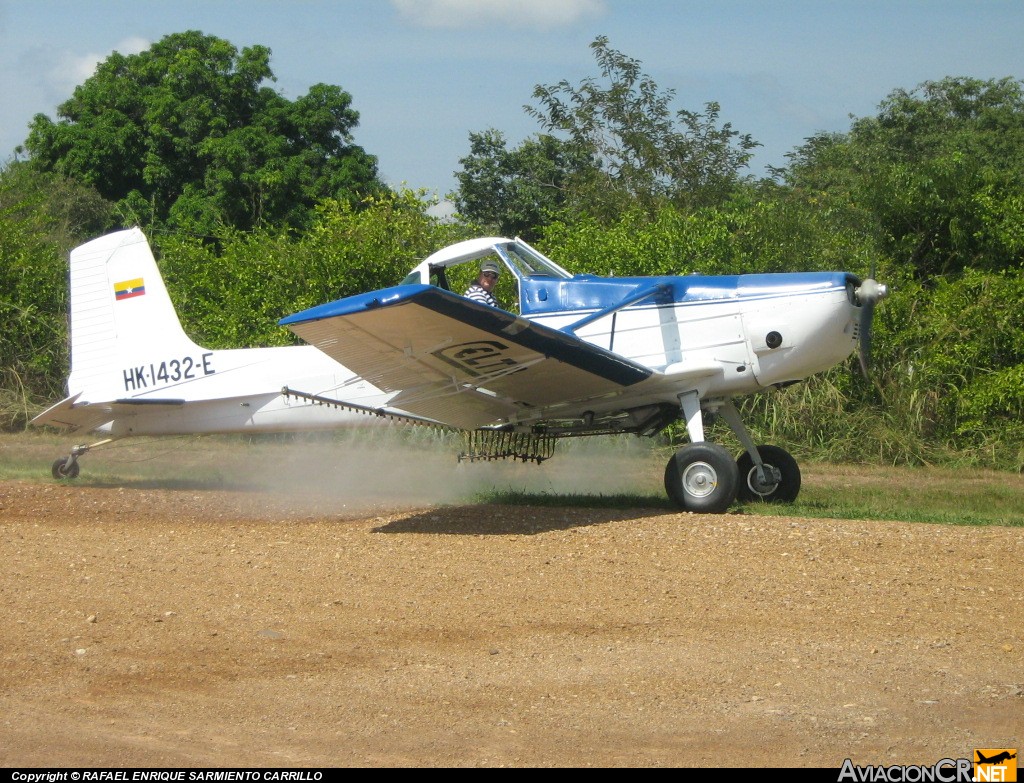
[94,345,393,437]
[106,272,858,437]
[517,271,860,414]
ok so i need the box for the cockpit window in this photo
[497,243,571,279]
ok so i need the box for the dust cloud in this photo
[76,425,668,514]
[238,426,666,511]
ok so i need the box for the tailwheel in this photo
[664,442,739,514]
[736,445,801,503]
[48,440,108,481]
[51,457,81,480]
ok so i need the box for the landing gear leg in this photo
[718,401,801,503]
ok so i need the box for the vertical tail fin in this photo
[68,228,203,400]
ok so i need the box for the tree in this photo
[526,36,760,214]
[153,189,458,350]
[455,37,760,232]
[453,129,592,239]
[783,77,1024,278]
[0,162,107,424]
[24,31,385,233]
[0,161,113,247]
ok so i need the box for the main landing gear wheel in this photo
[664,442,739,514]
[736,445,801,503]
[51,457,81,480]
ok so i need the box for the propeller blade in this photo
[858,299,876,377]
[855,278,889,377]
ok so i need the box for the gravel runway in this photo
[1,452,1020,767]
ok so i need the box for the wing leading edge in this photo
[280,285,653,430]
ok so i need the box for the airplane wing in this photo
[280,285,654,430]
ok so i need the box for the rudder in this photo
[68,228,203,400]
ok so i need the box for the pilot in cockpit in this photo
[463,261,503,308]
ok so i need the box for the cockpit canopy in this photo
[401,237,572,286]
[400,237,574,315]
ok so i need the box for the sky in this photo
[1,0,1022,202]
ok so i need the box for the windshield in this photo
[497,242,571,279]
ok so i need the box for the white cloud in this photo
[50,36,150,95]
[391,0,605,30]
[114,36,151,57]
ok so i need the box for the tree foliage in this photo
[455,36,760,234]
[783,77,1024,278]
[0,164,100,424]
[24,31,385,234]
[529,36,760,209]
[453,129,592,239]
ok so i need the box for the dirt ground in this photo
[0,437,1021,768]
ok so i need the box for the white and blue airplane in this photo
[34,228,887,513]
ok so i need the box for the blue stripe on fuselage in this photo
[519,272,853,315]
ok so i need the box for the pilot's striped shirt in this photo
[464,283,499,308]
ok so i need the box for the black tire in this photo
[736,445,800,503]
[51,457,80,480]
[664,443,739,514]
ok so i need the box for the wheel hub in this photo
[746,464,781,496]
[682,461,718,498]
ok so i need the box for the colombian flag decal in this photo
[114,277,146,301]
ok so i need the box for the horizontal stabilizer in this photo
[31,393,189,432]
[30,394,97,431]
[31,394,124,433]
